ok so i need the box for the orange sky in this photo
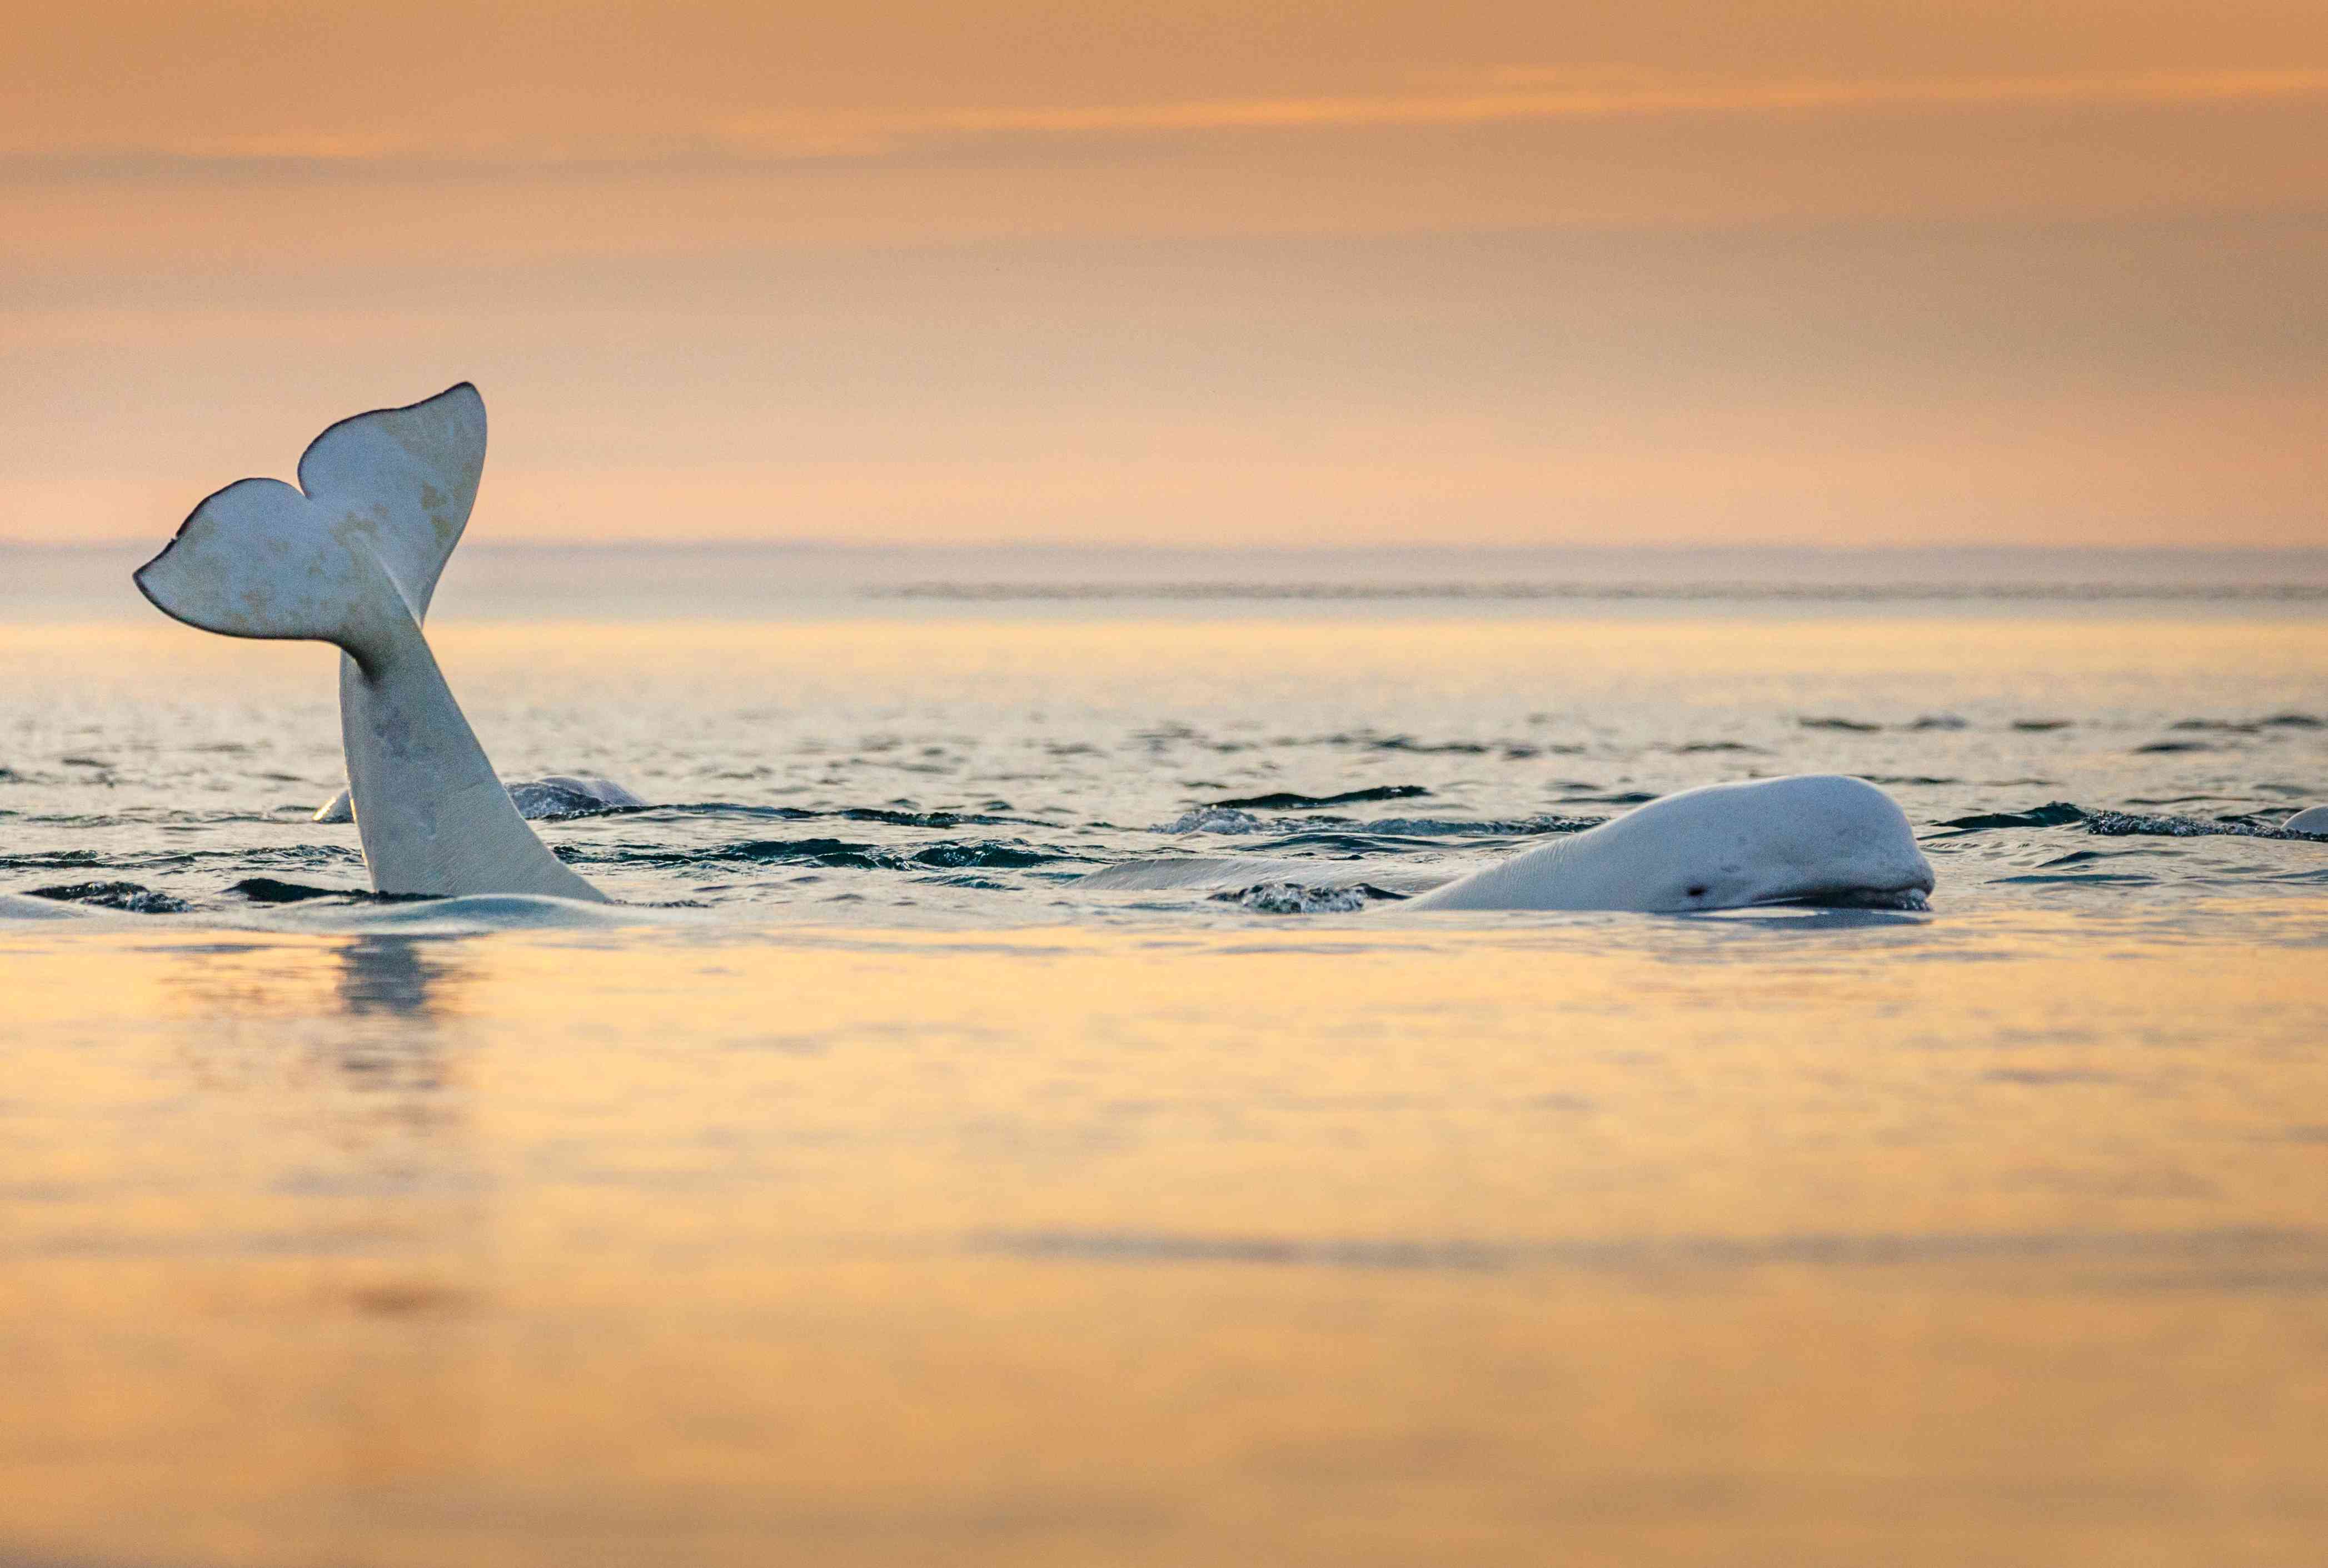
[3,1,2325,547]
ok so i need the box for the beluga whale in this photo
[133,383,609,902]
[1407,775,1935,912]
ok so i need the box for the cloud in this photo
[720,67,2328,156]
[8,67,2326,171]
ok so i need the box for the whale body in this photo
[2287,805,2328,835]
[1407,774,1935,912]
[134,384,607,902]
[0,892,95,921]
[313,773,646,824]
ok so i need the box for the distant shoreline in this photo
[11,542,2327,621]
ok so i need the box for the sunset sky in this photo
[4,1,2325,548]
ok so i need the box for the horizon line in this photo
[9,540,2328,558]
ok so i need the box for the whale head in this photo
[1622,774,1936,911]
[1411,774,1936,913]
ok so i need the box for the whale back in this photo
[1410,775,1935,912]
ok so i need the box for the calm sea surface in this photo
[4,553,2326,1565]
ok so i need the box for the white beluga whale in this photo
[133,383,609,902]
[1406,775,1935,912]
[2285,805,2328,835]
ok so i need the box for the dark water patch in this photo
[627,803,1044,830]
[1211,882,1409,915]
[59,755,112,768]
[229,877,362,904]
[1556,790,1657,806]
[1161,807,1284,835]
[1,845,362,876]
[582,836,1083,872]
[907,841,1060,870]
[0,850,103,871]
[1279,730,1513,756]
[1799,717,1881,732]
[1908,715,1969,731]
[1363,815,1598,838]
[2170,715,2324,734]
[23,807,292,829]
[1865,775,1962,787]
[1672,741,1767,755]
[2013,720,2073,732]
[1983,1068,2121,1086]
[223,880,437,907]
[26,881,190,914]
[1993,873,2158,886]
[1340,733,1494,755]
[2134,740,2216,754]
[1928,802,2088,835]
[2085,811,2328,842]
[1163,808,1592,839]
[689,837,886,870]
[634,803,820,822]
[1208,785,1433,811]
[839,806,1049,829]
[1251,831,1459,857]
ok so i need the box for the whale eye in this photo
[1685,885,1707,899]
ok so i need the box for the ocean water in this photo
[5,555,2328,1565]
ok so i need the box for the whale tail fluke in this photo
[133,383,483,653]
[135,383,606,902]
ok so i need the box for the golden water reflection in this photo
[4,910,2327,1565]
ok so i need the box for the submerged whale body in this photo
[0,892,95,921]
[134,384,607,902]
[1408,774,1936,913]
[313,773,646,824]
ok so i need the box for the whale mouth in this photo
[1754,881,1933,912]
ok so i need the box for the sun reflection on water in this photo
[4,910,2327,1565]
